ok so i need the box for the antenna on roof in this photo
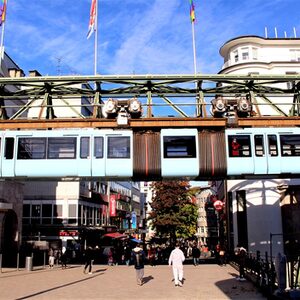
[293,27,297,38]
[284,31,287,38]
[264,27,268,38]
[274,27,278,38]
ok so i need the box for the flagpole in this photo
[191,20,197,75]
[94,0,98,75]
[0,0,7,60]
[0,19,5,59]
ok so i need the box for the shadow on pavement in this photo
[143,275,154,285]
[15,271,106,300]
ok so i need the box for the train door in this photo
[2,136,15,177]
[91,135,105,177]
[266,134,281,174]
[252,134,268,174]
[160,129,199,178]
[105,132,133,178]
[78,136,92,177]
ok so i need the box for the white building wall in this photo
[219,36,300,256]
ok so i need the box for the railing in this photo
[231,250,300,299]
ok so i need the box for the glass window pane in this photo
[23,204,30,217]
[69,204,77,218]
[254,135,264,156]
[94,137,103,158]
[163,136,196,158]
[107,137,130,158]
[280,134,300,156]
[228,135,251,157]
[31,204,41,218]
[18,138,46,159]
[42,204,52,217]
[48,137,76,159]
[53,204,63,217]
[268,135,278,156]
[5,137,14,159]
[80,137,90,159]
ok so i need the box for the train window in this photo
[268,135,278,156]
[48,137,76,159]
[94,137,103,158]
[163,136,196,158]
[80,137,90,159]
[18,138,46,159]
[228,135,251,157]
[280,135,300,156]
[4,137,14,159]
[254,135,264,157]
[107,137,130,158]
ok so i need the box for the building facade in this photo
[218,36,300,256]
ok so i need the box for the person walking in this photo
[192,244,201,266]
[131,243,146,286]
[168,242,185,287]
[83,246,94,274]
[48,247,55,269]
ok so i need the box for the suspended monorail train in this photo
[0,127,300,180]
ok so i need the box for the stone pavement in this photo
[0,263,267,300]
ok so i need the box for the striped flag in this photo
[0,0,7,26]
[189,0,196,23]
[87,0,96,39]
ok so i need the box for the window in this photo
[107,136,130,158]
[31,204,41,224]
[254,135,264,156]
[42,204,52,224]
[228,135,251,157]
[68,204,77,225]
[23,204,30,218]
[163,136,196,158]
[94,137,103,158]
[280,135,300,156]
[80,137,90,159]
[252,47,258,60]
[241,47,249,60]
[4,137,14,159]
[48,137,76,159]
[290,49,300,62]
[268,135,278,156]
[18,138,46,159]
[233,50,239,62]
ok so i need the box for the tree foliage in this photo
[148,181,198,242]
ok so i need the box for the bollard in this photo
[25,256,33,271]
[0,253,2,273]
[17,253,19,271]
[43,251,46,269]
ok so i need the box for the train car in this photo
[0,129,133,179]
[225,127,300,177]
[1,127,300,180]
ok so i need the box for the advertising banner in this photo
[110,195,117,217]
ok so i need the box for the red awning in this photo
[103,232,127,239]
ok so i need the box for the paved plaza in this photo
[0,263,267,300]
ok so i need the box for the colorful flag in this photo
[0,0,7,26]
[189,0,196,23]
[87,0,96,39]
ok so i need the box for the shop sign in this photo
[110,194,117,217]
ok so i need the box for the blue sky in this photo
[4,0,300,77]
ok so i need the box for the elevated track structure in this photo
[0,73,299,129]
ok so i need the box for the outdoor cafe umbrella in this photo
[103,232,127,239]
[130,238,142,243]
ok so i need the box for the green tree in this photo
[148,181,198,244]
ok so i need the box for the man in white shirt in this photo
[168,243,185,287]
